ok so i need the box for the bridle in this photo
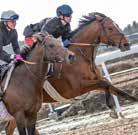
[23,39,51,81]
[69,16,125,63]
[97,16,125,48]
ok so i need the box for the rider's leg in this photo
[0,63,14,122]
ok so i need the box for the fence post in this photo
[48,103,58,119]
[101,62,123,117]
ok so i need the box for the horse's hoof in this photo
[48,112,58,120]
[119,112,125,118]
[56,116,64,121]
[109,111,118,119]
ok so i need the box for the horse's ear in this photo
[33,32,51,42]
[45,34,53,42]
[33,32,44,42]
[45,35,51,43]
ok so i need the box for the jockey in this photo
[24,4,73,47]
[0,10,23,122]
[0,10,23,63]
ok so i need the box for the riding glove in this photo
[15,54,23,61]
[63,39,71,48]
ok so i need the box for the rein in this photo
[20,38,50,81]
[70,42,94,46]
[21,59,36,65]
[24,63,48,82]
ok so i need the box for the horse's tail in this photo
[109,85,138,102]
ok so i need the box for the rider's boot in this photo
[0,101,14,122]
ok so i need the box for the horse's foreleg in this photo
[26,112,37,135]
[5,117,40,135]
[5,119,16,135]
[14,111,28,135]
[99,80,137,101]
[82,80,100,87]
[105,91,120,118]
[105,91,114,109]
[17,118,36,135]
[27,126,35,135]
[99,79,138,118]
[108,84,138,101]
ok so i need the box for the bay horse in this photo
[5,12,137,135]
[1,32,75,135]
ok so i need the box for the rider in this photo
[0,10,23,121]
[23,4,73,47]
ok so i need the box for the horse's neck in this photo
[72,22,100,43]
[71,22,100,61]
[25,45,47,82]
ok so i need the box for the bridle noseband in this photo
[97,17,124,48]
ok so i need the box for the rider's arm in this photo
[0,32,11,63]
[62,24,72,41]
[41,17,61,38]
[11,30,20,54]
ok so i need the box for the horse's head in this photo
[72,12,130,52]
[33,33,75,64]
[95,13,130,51]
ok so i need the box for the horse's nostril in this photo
[68,55,75,62]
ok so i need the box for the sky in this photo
[0,0,137,40]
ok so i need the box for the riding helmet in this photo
[1,10,19,21]
[56,4,73,17]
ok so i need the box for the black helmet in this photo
[1,10,19,21]
[56,4,73,17]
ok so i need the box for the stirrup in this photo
[0,101,14,122]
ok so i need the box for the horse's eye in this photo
[108,27,113,32]
[49,44,54,48]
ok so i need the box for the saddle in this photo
[0,61,15,97]
[0,64,9,81]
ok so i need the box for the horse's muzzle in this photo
[120,43,130,52]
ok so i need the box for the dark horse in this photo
[1,33,75,135]
[5,13,137,135]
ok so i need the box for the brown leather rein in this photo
[21,42,95,65]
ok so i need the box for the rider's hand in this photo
[63,39,71,48]
[15,54,23,61]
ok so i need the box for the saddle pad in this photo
[43,80,70,103]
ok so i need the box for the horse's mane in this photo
[71,12,106,37]
[79,12,106,27]
[20,46,34,59]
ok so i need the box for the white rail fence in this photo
[96,44,137,117]
[96,45,138,116]
[95,44,138,64]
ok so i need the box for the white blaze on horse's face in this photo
[43,35,75,63]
